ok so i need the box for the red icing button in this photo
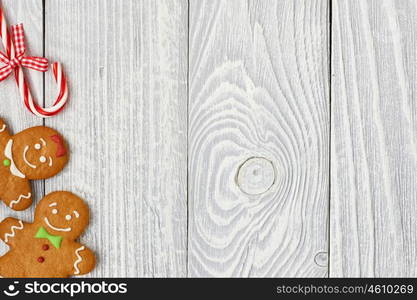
[42,244,49,251]
[37,257,45,263]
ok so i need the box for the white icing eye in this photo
[65,215,72,221]
[39,156,47,163]
[52,209,58,214]
[34,143,41,150]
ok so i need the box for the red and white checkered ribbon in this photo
[0,6,68,117]
[0,24,48,81]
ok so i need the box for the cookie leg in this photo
[2,194,32,211]
[1,183,32,211]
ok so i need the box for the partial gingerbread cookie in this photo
[0,191,95,278]
[0,118,69,210]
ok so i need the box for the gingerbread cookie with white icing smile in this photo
[0,191,95,277]
[0,118,69,210]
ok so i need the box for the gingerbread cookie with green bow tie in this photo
[0,118,69,210]
[0,191,95,277]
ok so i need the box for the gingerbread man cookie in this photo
[0,118,69,210]
[0,191,95,277]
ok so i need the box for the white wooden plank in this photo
[189,0,329,277]
[0,0,43,251]
[44,0,188,277]
[331,0,417,277]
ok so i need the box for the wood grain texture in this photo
[44,0,188,277]
[0,0,43,254]
[188,0,329,277]
[331,0,417,277]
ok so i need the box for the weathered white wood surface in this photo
[331,0,417,277]
[0,0,43,253]
[2,0,416,278]
[44,0,188,277]
[188,0,329,277]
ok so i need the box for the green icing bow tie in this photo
[35,227,63,249]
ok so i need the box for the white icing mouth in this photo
[44,217,71,232]
[4,139,25,178]
[23,146,37,169]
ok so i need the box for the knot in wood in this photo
[236,157,275,195]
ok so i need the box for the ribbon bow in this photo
[0,24,48,82]
[35,226,63,249]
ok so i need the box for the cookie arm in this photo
[72,245,96,276]
[0,217,25,246]
[1,179,32,211]
[0,119,10,137]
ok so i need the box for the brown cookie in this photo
[0,191,95,278]
[0,118,69,210]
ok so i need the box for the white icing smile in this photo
[22,142,54,169]
[44,217,72,232]
[23,146,37,169]
[4,139,25,178]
